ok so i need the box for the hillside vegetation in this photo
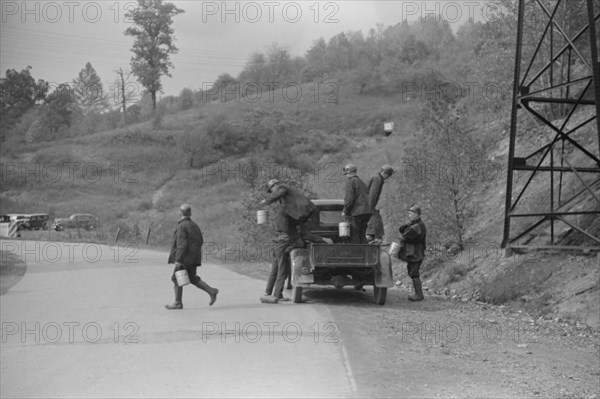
[1,5,598,327]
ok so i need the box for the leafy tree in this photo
[399,34,430,64]
[206,73,239,102]
[326,33,354,71]
[21,83,76,142]
[238,52,267,86]
[205,113,246,154]
[304,37,330,81]
[42,83,77,134]
[178,87,193,111]
[0,66,48,135]
[177,126,216,167]
[72,62,107,114]
[125,0,184,111]
[127,103,142,124]
[408,97,490,249]
[265,43,294,83]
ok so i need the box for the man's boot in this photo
[165,286,183,309]
[194,279,219,306]
[408,277,424,301]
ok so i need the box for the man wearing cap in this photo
[341,164,372,244]
[366,164,394,243]
[398,205,427,301]
[260,179,317,303]
[166,204,219,309]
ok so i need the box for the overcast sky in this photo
[1,1,492,100]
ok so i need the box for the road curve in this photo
[0,240,357,398]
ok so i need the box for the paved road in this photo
[0,240,357,398]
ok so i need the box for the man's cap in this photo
[409,205,421,215]
[343,163,357,175]
[381,164,394,176]
[179,203,192,216]
[267,179,280,192]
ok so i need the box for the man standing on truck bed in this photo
[341,164,372,244]
[398,205,427,301]
[260,179,316,303]
[366,164,394,244]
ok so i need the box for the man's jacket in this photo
[265,184,316,220]
[367,173,385,211]
[168,217,204,266]
[343,176,372,216]
[399,219,427,262]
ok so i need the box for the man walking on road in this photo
[398,205,427,301]
[166,204,219,309]
[260,179,316,303]
[366,164,394,243]
[341,164,371,244]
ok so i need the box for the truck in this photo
[289,199,394,305]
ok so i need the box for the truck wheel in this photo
[374,287,387,305]
[292,286,303,303]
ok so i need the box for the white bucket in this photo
[389,242,400,257]
[339,222,350,237]
[257,210,268,224]
[175,269,190,286]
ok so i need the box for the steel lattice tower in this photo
[502,0,600,252]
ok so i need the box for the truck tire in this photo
[292,286,303,303]
[374,286,387,305]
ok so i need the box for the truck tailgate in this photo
[310,244,380,267]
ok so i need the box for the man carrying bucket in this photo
[259,179,316,303]
[397,205,427,302]
[341,164,372,244]
[165,204,219,310]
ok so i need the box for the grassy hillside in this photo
[0,82,415,246]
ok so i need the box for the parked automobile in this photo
[0,215,10,223]
[289,199,393,305]
[53,214,98,231]
[22,214,50,230]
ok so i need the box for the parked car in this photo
[289,199,394,305]
[53,214,98,231]
[0,215,10,223]
[22,214,50,230]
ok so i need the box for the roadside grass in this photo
[0,250,26,295]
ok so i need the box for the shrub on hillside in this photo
[206,113,250,155]
[177,126,219,168]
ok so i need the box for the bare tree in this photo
[114,68,137,124]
